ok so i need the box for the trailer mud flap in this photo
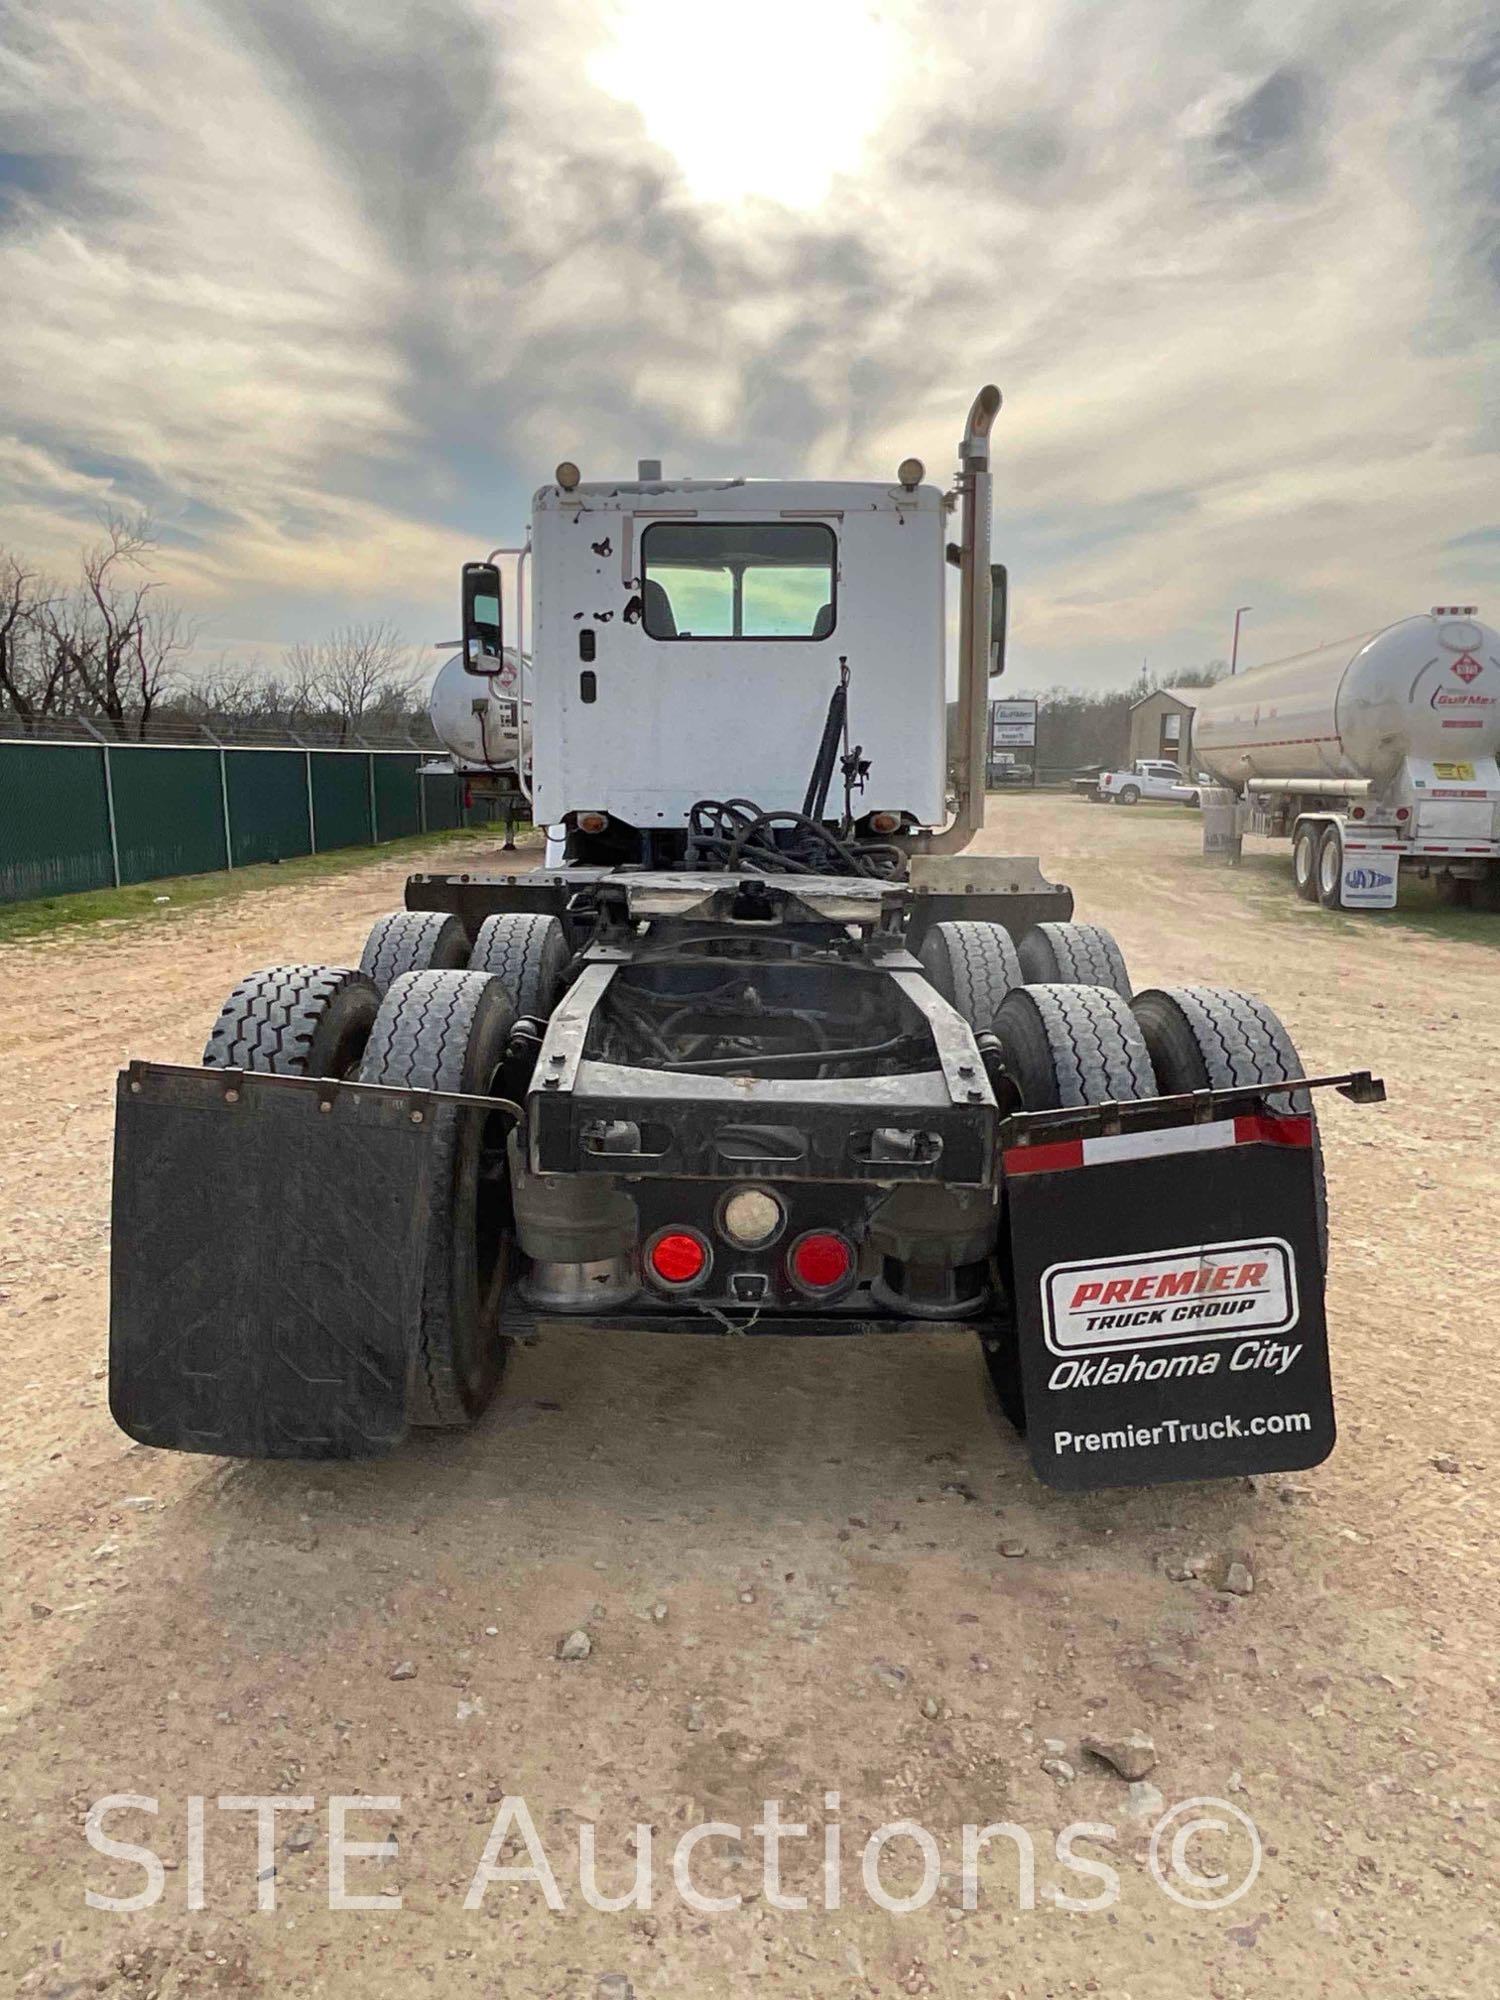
[1004,1117,1334,1490]
[110,1065,435,1458]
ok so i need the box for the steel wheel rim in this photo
[1320,837,1339,896]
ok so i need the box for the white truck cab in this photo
[530,476,948,833]
[460,391,1008,870]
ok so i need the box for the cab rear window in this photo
[640,521,836,641]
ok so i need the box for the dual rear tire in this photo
[1293,823,1350,910]
[203,955,523,1435]
[360,907,572,1020]
[358,970,517,1427]
[982,980,1324,1430]
[918,918,1132,1034]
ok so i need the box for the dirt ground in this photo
[2,798,1496,2000]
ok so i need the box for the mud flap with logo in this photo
[1339,840,1400,908]
[109,1064,437,1459]
[1004,1116,1335,1490]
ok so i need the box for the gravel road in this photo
[2,799,1495,1999]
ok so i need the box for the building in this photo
[1127,687,1198,768]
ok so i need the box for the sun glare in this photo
[588,0,900,209]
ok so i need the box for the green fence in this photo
[0,741,492,906]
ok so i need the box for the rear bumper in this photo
[106,1060,1381,1478]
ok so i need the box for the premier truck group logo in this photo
[1041,1238,1297,1358]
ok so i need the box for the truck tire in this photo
[1316,826,1344,909]
[981,986,1157,1438]
[469,912,570,1019]
[1292,824,1320,901]
[1016,921,1131,999]
[358,970,517,1427]
[359,909,470,991]
[203,965,379,1077]
[993,983,1157,1109]
[917,920,1022,1032]
[1117,783,1141,805]
[1131,985,1327,1268]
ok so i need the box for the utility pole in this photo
[1231,606,1252,675]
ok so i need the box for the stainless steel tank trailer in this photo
[1190,611,1500,911]
[109,388,1383,1490]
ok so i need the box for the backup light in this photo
[720,1188,783,1248]
[647,1230,709,1288]
[788,1231,854,1295]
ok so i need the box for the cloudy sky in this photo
[1,0,1496,691]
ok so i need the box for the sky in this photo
[0,0,1496,693]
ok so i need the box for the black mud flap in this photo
[110,1064,436,1459]
[1004,1115,1335,1490]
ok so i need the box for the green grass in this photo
[0,824,541,947]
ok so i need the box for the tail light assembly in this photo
[645,1228,711,1292]
[786,1230,856,1298]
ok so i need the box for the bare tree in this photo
[24,516,196,738]
[0,552,65,731]
[283,620,421,743]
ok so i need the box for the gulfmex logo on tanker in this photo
[1041,1239,1298,1358]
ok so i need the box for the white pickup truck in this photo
[1092,758,1189,804]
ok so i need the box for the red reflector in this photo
[649,1231,706,1285]
[790,1232,853,1291]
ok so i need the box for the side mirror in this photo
[989,562,1008,678]
[461,561,504,675]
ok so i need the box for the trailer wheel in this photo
[359,909,470,990]
[993,983,1157,1109]
[1292,824,1320,901]
[358,969,517,1427]
[203,965,379,1077]
[1016,921,1131,998]
[1316,826,1344,909]
[917,920,1022,1032]
[1131,985,1327,1268]
[469,913,570,1019]
[1117,784,1141,805]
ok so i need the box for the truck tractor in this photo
[109,388,1381,1491]
[1189,610,1500,911]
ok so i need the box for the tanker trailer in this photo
[422,642,532,843]
[1191,608,1500,911]
[428,642,528,777]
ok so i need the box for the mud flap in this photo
[110,1064,436,1458]
[1004,1116,1335,1489]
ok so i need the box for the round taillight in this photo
[647,1230,709,1288]
[869,810,901,835]
[1396,806,1410,821]
[1351,805,1365,819]
[720,1187,783,1249]
[788,1231,854,1295]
